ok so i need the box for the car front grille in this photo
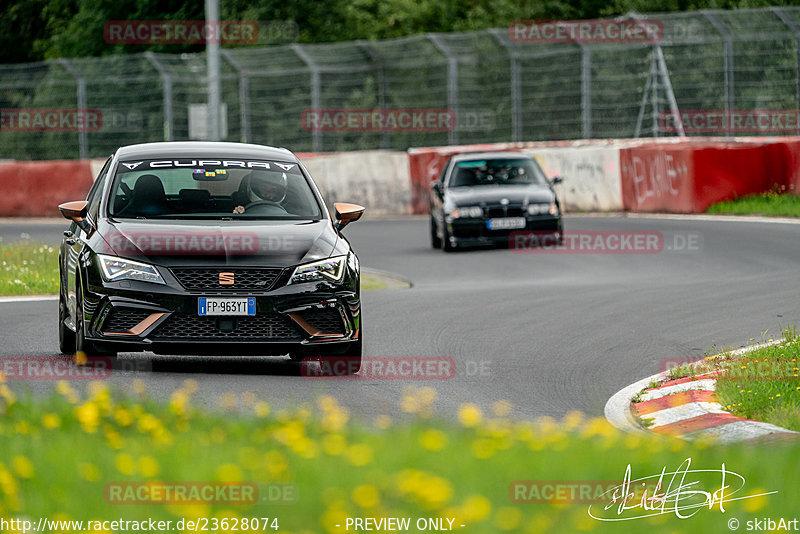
[170,268,284,291]
[151,313,303,340]
[102,308,152,332]
[486,205,524,218]
[298,308,346,334]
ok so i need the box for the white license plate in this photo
[198,297,255,316]
[487,217,526,230]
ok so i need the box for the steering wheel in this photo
[243,201,289,215]
[115,183,135,215]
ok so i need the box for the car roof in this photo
[114,142,297,162]
[449,151,532,162]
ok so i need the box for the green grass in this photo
[359,273,386,290]
[0,240,59,295]
[0,242,392,296]
[661,327,800,432]
[707,189,800,217]
[1,381,799,534]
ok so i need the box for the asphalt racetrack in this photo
[1,215,797,422]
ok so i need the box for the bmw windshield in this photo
[448,157,549,188]
[108,158,323,220]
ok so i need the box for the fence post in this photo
[703,11,734,137]
[770,6,800,135]
[489,29,522,142]
[291,44,322,152]
[427,33,459,146]
[579,43,592,139]
[357,41,390,149]
[144,53,174,142]
[221,50,250,143]
[57,59,88,159]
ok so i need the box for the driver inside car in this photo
[233,170,289,214]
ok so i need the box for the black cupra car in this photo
[429,152,563,251]
[58,142,365,371]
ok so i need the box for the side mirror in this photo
[58,200,92,232]
[551,176,564,185]
[431,181,441,194]
[334,202,365,231]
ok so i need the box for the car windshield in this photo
[108,158,323,220]
[448,157,548,187]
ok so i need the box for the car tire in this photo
[292,338,362,376]
[442,225,454,252]
[324,338,362,375]
[430,216,442,249]
[58,290,75,355]
[75,276,117,358]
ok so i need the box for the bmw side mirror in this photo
[551,176,564,185]
[334,202,365,231]
[58,200,93,233]
[432,181,441,193]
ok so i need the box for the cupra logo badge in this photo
[219,272,235,285]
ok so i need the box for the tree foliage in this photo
[4,0,800,63]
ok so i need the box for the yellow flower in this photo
[139,456,159,478]
[42,413,61,429]
[12,456,34,479]
[374,414,392,429]
[322,434,347,456]
[352,485,379,508]
[216,464,242,482]
[254,401,270,417]
[75,402,100,432]
[458,403,482,427]
[114,408,133,426]
[743,488,769,513]
[462,495,491,521]
[492,400,512,417]
[115,453,135,475]
[494,507,523,531]
[78,462,101,482]
[346,444,373,466]
[420,429,447,451]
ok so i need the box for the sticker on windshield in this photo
[117,159,303,174]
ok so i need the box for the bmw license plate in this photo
[487,217,526,230]
[198,297,255,316]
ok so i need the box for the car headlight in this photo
[450,206,484,218]
[97,254,165,284]
[289,255,347,284]
[528,203,559,216]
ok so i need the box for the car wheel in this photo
[430,216,442,249]
[58,290,75,355]
[442,225,454,252]
[75,277,117,358]
[324,338,362,375]
[293,338,362,376]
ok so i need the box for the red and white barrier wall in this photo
[3,137,800,217]
[0,159,95,217]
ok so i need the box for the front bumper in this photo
[447,215,562,247]
[81,267,360,356]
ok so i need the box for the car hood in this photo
[96,219,338,268]
[446,184,555,206]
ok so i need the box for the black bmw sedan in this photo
[58,142,365,371]
[429,152,563,251]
